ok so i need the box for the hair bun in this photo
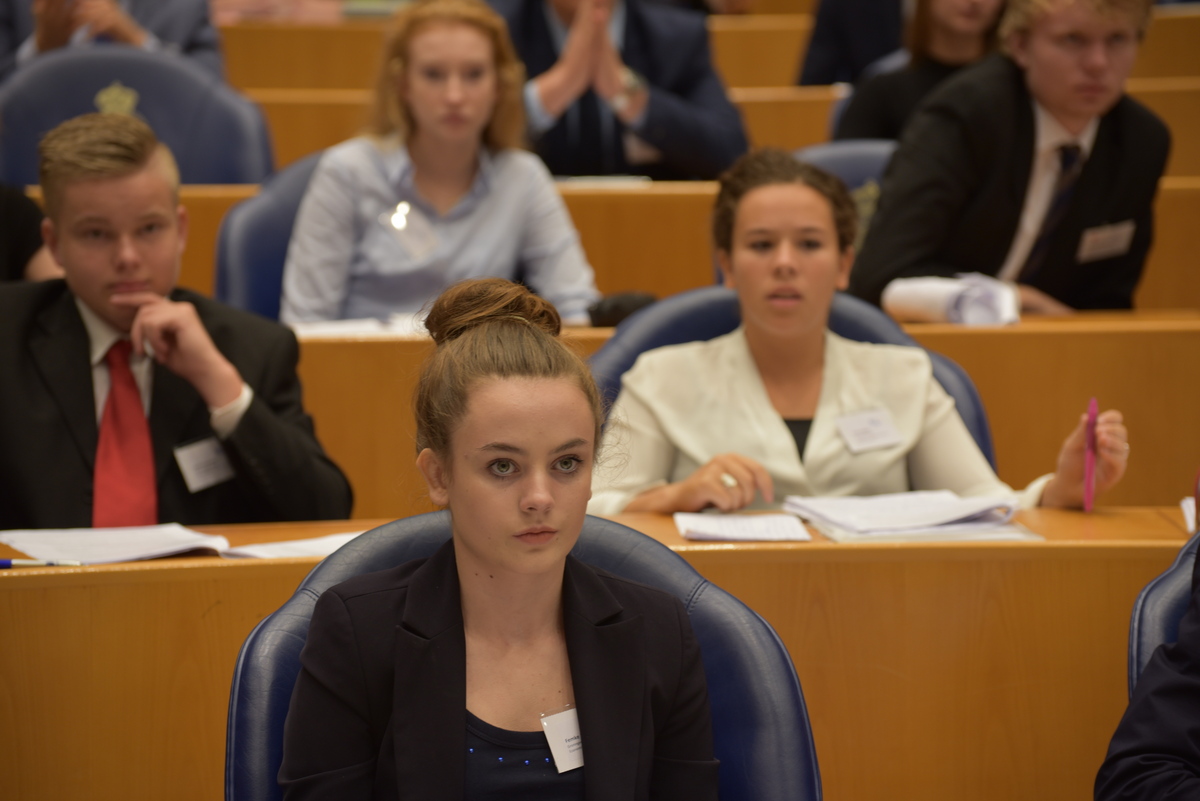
[424,278,562,346]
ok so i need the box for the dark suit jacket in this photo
[797,0,902,85]
[848,54,1171,310]
[1095,546,1200,800]
[492,0,747,180]
[279,541,719,800]
[0,281,352,529]
[0,0,223,81]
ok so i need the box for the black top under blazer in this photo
[849,54,1170,310]
[279,540,719,800]
[0,280,351,528]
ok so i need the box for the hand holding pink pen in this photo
[1041,400,1130,510]
[1084,398,1099,512]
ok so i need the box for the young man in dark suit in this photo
[0,112,352,529]
[491,0,748,179]
[848,0,1169,314]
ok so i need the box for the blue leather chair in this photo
[215,152,323,320]
[588,286,996,467]
[794,139,898,193]
[1127,530,1200,696]
[859,47,911,83]
[0,47,272,185]
[226,512,822,801]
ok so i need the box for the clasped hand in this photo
[537,0,644,122]
[34,0,146,52]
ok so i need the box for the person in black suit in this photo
[491,0,747,179]
[1095,539,1200,799]
[848,0,1169,314]
[280,279,718,799]
[0,0,223,82]
[0,112,351,530]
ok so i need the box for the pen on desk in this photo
[1083,397,1099,513]
[0,559,84,568]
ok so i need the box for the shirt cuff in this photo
[524,79,557,137]
[15,35,38,68]
[209,383,254,439]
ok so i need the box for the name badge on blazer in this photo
[835,408,903,454]
[1077,220,1135,263]
[174,437,235,493]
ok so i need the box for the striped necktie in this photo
[1019,143,1084,283]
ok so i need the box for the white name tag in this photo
[1077,220,1135,263]
[174,438,235,493]
[835,408,904,454]
[540,706,584,773]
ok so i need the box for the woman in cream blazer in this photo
[589,150,1131,516]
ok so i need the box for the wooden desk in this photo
[297,329,614,520]
[906,316,1200,506]
[0,509,1187,801]
[219,7,1197,92]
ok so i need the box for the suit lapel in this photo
[392,542,468,799]
[29,291,99,471]
[562,558,646,801]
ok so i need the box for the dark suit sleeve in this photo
[631,18,748,180]
[141,0,224,78]
[0,0,20,81]
[221,324,353,520]
[848,100,982,305]
[650,598,720,800]
[1095,555,1200,800]
[833,74,895,140]
[280,589,380,800]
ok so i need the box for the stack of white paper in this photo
[223,531,365,558]
[0,524,231,564]
[782,491,1037,542]
[673,513,811,542]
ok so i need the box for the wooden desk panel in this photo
[709,14,811,88]
[1140,176,1200,309]
[1126,77,1200,176]
[298,329,614,520]
[0,511,1186,801]
[1134,7,1200,79]
[728,84,842,149]
[907,318,1200,506]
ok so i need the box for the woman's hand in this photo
[624,453,775,514]
[1039,409,1130,509]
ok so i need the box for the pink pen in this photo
[1083,397,1098,512]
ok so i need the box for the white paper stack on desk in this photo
[782,491,1039,543]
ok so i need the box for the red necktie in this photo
[93,340,158,527]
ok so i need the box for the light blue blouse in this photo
[280,137,600,324]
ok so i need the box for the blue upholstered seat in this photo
[0,47,272,185]
[226,512,822,801]
[215,152,323,320]
[1128,530,1200,696]
[588,286,995,467]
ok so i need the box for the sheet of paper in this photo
[0,524,230,564]
[783,491,1017,535]
[1182,497,1196,534]
[223,531,365,559]
[808,519,1041,544]
[674,513,811,542]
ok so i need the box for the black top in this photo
[784,419,813,462]
[1,183,44,281]
[464,711,585,800]
[835,58,965,141]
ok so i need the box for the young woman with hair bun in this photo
[280,278,719,800]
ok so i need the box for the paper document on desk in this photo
[782,491,1038,543]
[674,513,811,542]
[224,531,365,558]
[0,523,230,564]
[1182,497,1196,534]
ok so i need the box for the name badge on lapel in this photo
[1077,220,1135,263]
[835,408,903,454]
[174,438,235,493]
[540,704,584,773]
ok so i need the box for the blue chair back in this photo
[795,139,898,192]
[226,512,822,801]
[215,152,323,320]
[589,286,995,467]
[859,48,911,83]
[0,47,272,185]
[1128,530,1200,696]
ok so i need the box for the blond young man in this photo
[849,0,1169,314]
[0,113,351,529]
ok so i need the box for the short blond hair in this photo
[38,113,180,220]
[999,0,1153,44]
[365,0,526,150]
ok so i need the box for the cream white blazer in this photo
[590,328,1046,515]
